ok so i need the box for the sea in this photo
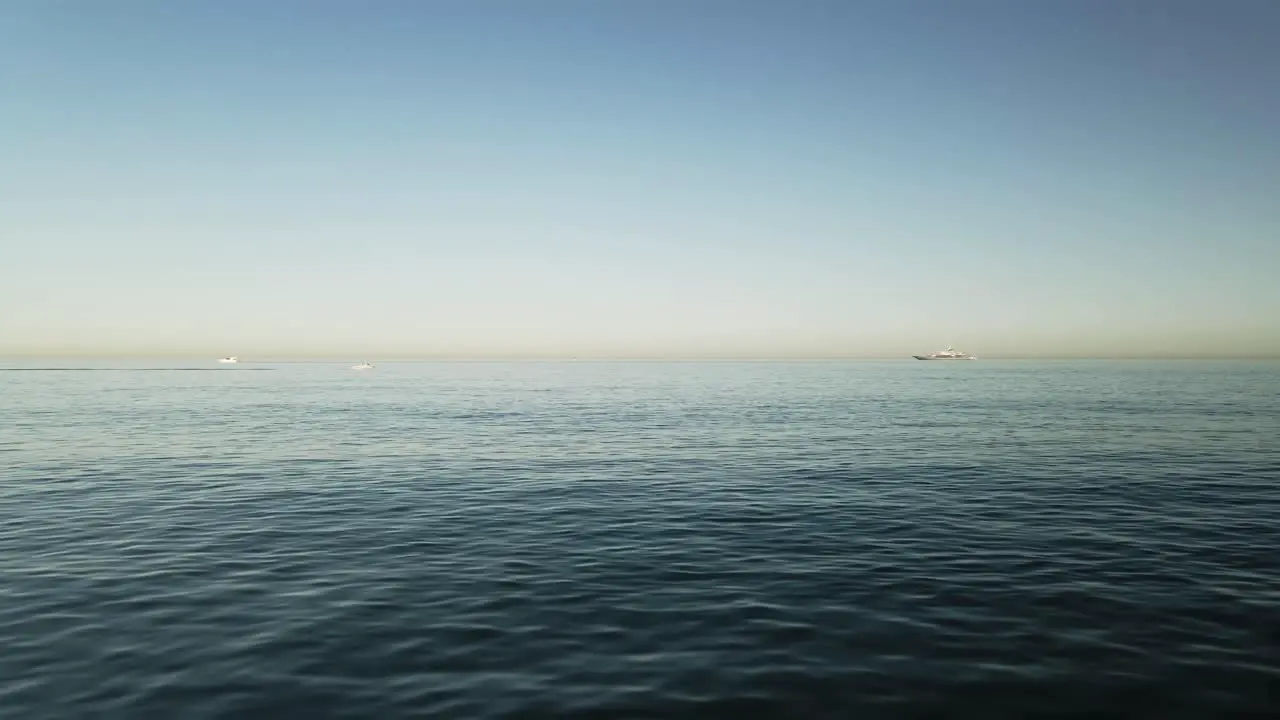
[2,358,1277,719]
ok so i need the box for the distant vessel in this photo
[913,346,976,360]
[217,357,238,364]
[351,361,375,370]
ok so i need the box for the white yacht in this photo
[912,346,976,360]
[351,361,375,370]
[217,357,239,364]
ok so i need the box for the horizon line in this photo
[3,354,1280,362]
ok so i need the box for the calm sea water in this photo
[2,359,1278,719]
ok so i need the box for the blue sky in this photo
[3,0,1278,358]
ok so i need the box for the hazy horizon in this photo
[4,0,1278,359]
[4,347,1280,362]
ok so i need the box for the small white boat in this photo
[912,346,976,360]
[217,357,239,364]
[351,361,375,370]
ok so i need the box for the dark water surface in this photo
[3,359,1278,718]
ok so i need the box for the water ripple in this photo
[2,360,1278,718]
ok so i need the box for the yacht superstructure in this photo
[912,346,976,360]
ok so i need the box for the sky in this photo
[2,0,1278,359]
